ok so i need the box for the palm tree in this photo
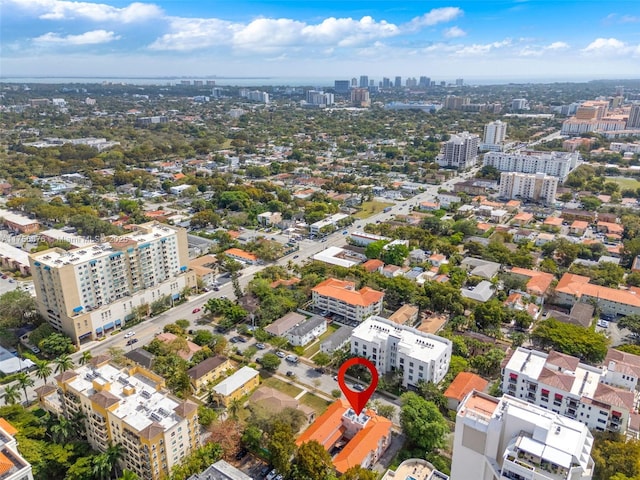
[91,453,112,480]
[3,384,20,405]
[50,415,72,443]
[228,398,242,421]
[119,470,139,480]
[34,359,52,384]
[16,373,33,403]
[79,351,93,366]
[54,354,74,373]
[106,443,124,479]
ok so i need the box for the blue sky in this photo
[1,0,640,80]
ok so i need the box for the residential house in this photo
[602,349,640,392]
[443,372,488,410]
[186,460,251,480]
[156,333,202,361]
[596,221,624,236]
[536,232,555,246]
[509,267,555,296]
[257,211,283,227]
[296,400,393,474]
[186,355,232,394]
[362,259,384,273]
[387,304,419,326]
[188,254,218,286]
[460,258,501,279]
[320,326,354,354]
[265,312,306,337]
[211,366,260,407]
[428,253,448,268]
[570,220,589,235]
[224,248,258,265]
[250,386,316,424]
[461,281,495,303]
[511,212,534,226]
[285,315,327,347]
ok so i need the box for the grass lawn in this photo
[299,393,331,414]
[304,324,339,357]
[605,176,640,190]
[261,376,303,398]
[354,200,394,219]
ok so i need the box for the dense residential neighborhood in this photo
[0,77,639,480]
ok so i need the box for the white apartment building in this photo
[0,419,34,480]
[29,222,196,345]
[483,151,580,181]
[47,357,199,480]
[451,391,595,480]
[499,172,559,205]
[309,213,349,236]
[483,120,507,145]
[610,142,640,154]
[312,278,384,324]
[437,132,479,170]
[502,347,638,437]
[350,316,452,388]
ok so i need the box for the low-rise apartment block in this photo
[502,347,639,437]
[41,357,199,480]
[350,316,451,388]
[451,391,595,480]
[211,366,260,407]
[554,273,640,317]
[312,278,384,324]
[29,222,196,344]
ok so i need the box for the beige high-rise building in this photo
[351,88,370,107]
[29,222,196,345]
[499,172,558,205]
[45,356,199,480]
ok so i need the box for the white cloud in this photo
[33,29,120,45]
[455,39,511,56]
[582,37,640,57]
[151,15,402,52]
[443,26,466,38]
[6,0,162,23]
[407,7,463,29]
[519,41,569,56]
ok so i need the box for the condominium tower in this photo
[498,172,559,205]
[45,356,199,480]
[483,150,580,181]
[29,222,196,344]
[437,132,479,170]
[483,120,507,145]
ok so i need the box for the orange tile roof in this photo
[312,278,384,307]
[510,267,554,295]
[570,220,589,229]
[476,222,491,231]
[362,259,384,272]
[555,273,640,308]
[173,173,186,180]
[224,248,258,261]
[444,372,488,402]
[297,400,393,474]
[513,212,533,222]
[156,332,202,360]
[0,419,17,436]
[0,452,13,476]
[544,216,563,226]
[597,221,623,234]
[506,200,521,208]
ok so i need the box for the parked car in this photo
[293,255,299,259]
[352,384,365,392]
[192,308,201,314]
[285,355,298,363]
[286,371,295,377]
[256,343,266,350]
[266,470,279,480]
[126,338,138,346]
[235,448,248,460]
[276,351,286,358]
[124,331,135,338]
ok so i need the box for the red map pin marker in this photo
[337,357,379,415]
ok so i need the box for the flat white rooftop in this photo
[67,363,182,434]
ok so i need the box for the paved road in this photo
[3,169,475,405]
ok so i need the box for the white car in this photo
[124,331,136,338]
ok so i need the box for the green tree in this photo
[618,315,640,338]
[3,384,20,405]
[268,421,296,478]
[39,333,75,357]
[33,359,52,384]
[531,318,608,364]
[79,351,93,365]
[591,435,640,480]
[292,440,334,480]
[54,354,75,373]
[381,243,410,266]
[399,392,449,451]
[364,240,387,259]
[16,373,33,403]
[241,424,263,451]
[342,465,378,480]
[119,469,140,480]
[260,353,281,371]
[313,352,331,370]
[197,405,217,427]
[192,330,214,346]
[228,398,243,420]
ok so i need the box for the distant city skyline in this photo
[1,0,640,80]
